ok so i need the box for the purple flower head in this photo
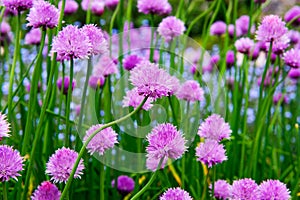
[176,80,204,102]
[94,56,119,76]
[234,37,254,54]
[236,15,255,36]
[83,124,118,155]
[258,179,291,200]
[210,21,227,36]
[91,1,105,16]
[0,145,23,182]
[46,147,84,183]
[88,75,105,89]
[59,0,79,15]
[198,114,231,142]
[25,28,42,45]
[210,180,231,200]
[249,43,261,60]
[228,24,242,38]
[129,61,180,99]
[112,175,135,196]
[51,25,92,61]
[160,187,192,200]
[26,0,59,29]
[283,48,300,68]
[122,88,153,111]
[256,15,288,43]
[273,93,288,105]
[0,21,11,35]
[146,123,187,170]
[158,16,185,42]
[123,55,144,71]
[137,0,171,15]
[284,6,300,26]
[210,55,220,66]
[105,0,119,10]
[3,0,33,12]
[81,24,108,55]
[57,76,76,95]
[288,68,300,80]
[196,140,227,168]
[231,178,259,200]
[287,30,300,44]
[0,113,10,139]
[226,50,235,68]
[31,181,61,200]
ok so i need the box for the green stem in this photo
[7,12,21,122]
[175,0,184,18]
[149,14,155,62]
[109,3,120,56]
[60,97,149,200]
[22,29,47,154]
[130,157,164,200]
[57,0,66,31]
[2,182,7,200]
[100,163,105,200]
[65,58,74,147]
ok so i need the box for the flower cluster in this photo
[111,175,135,196]
[31,181,61,200]
[0,112,10,139]
[137,0,171,15]
[157,16,185,42]
[160,187,192,200]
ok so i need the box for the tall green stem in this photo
[60,97,149,200]
[65,58,74,147]
[22,29,47,154]
[7,12,21,122]
[2,182,7,200]
[130,158,164,200]
[100,163,105,200]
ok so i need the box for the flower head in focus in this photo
[46,147,84,183]
[59,0,78,15]
[31,181,61,200]
[112,175,135,196]
[160,187,192,200]
[83,124,118,155]
[258,179,291,200]
[3,0,33,12]
[210,180,231,200]
[231,178,259,200]
[283,48,300,68]
[0,145,23,182]
[0,113,10,139]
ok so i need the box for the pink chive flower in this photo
[288,68,300,80]
[91,1,105,16]
[210,180,231,200]
[256,15,288,43]
[24,28,42,45]
[81,24,108,55]
[228,24,242,38]
[176,80,204,102]
[231,178,259,200]
[236,15,255,36]
[0,113,10,139]
[258,179,291,200]
[0,145,24,182]
[157,16,185,42]
[57,76,76,95]
[287,30,300,44]
[137,0,171,15]
[46,147,84,183]
[0,21,11,35]
[31,181,61,200]
[122,55,144,71]
[234,37,254,54]
[83,124,118,155]
[269,34,290,55]
[146,123,187,171]
[122,88,153,111]
[3,0,33,12]
[160,187,193,200]
[198,114,231,142]
[51,25,92,61]
[105,0,119,10]
[129,61,180,99]
[88,75,105,89]
[196,140,227,168]
[94,56,119,76]
[26,0,59,29]
[283,48,300,68]
[284,6,300,26]
[273,93,288,105]
[226,50,235,68]
[59,0,78,15]
[112,175,135,196]
[210,21,227,36]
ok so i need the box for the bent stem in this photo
[130,157,164,200]
[60,97,149,200]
